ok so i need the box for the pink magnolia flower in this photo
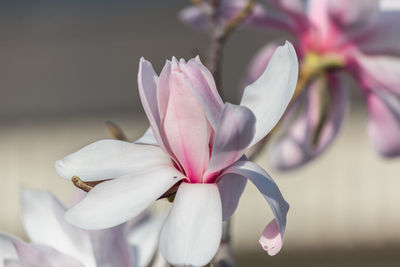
[239,0,400,169]
[55,42,298,266]
[0,189,162,267]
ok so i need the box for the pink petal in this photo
[163,61,212,182]
[328,0,379,28]
[206,103,255,176]
[13,238,84,267]
[349,52,400,97]
[156,61,172,124]
[308,0,330,39]
[179,56,224,129]
[270,73,348,170]
[350,10,400,55]
[222,160,289,255]
[138,58,173,155]
[366,90,400,157]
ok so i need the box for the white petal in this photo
[4,260,37,267]
[159,183,222,266]
[240,41,298,147]
[65,164,185,230]
[55,140,172,181]
[217,172,247,221]
[128,212,167,267]
[13,241,84,267]
[134,127,158,146]
[20,189,95,267]
[0,234,18,267]
[207,103,256,174]
[222,160,289,255]
[89,225,134,267]
[138,58,175,155]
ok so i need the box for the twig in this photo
[106,121,128,141]
[222,0,255,36]
[208,0,256,94]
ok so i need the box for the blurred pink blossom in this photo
[55,42,298,266]
[239,0,400,169]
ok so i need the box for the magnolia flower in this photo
[55,42,298,266]
[240,0,400,169]
[0,189,163,267]
[184,0,400,169]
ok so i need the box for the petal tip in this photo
[259,235,282,256]
[55,159,70,180]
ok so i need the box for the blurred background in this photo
[0,1,399,266]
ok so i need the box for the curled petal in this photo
[222,161,289,255]
[159,183,222,266]
[65,164,185,230]
[270,73,348,170]
[217,172,247,221]
[366,90,400,157]
[55,140,172,181]
[259,219,282,256]
[20,189,95,267]
[240,41,299,147]
[206,103,256,175]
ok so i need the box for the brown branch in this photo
[222,0,255,36]
[208,0,255,94]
